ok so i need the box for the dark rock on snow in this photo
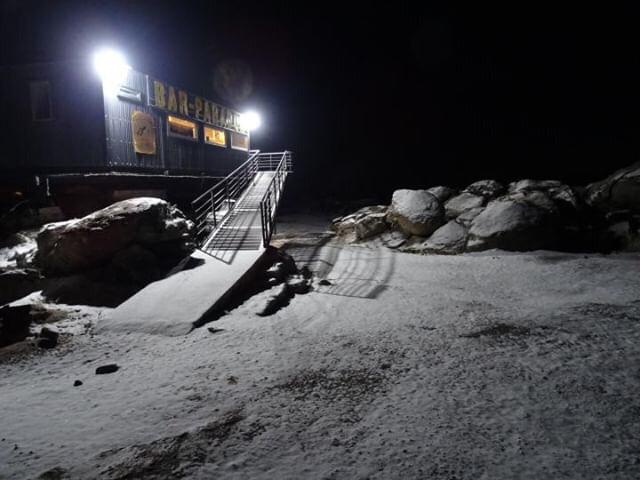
[386,189,444,236]
[0,268,43,307]
[0,304,33,347]
[37,326,59,349]
[73,380,83,387]
[96,364,120,375]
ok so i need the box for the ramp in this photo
[102,151,292,336]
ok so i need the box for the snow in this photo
[103,248,266,336]
[1,216,640,478]
[0,232,37,269]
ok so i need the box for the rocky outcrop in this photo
[330,163,638,255]
[387,189,444,236]
[35,198,193,276]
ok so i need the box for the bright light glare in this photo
[93,48,130,88]
[240,111,261,131]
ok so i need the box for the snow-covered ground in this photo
[1,215,640,479]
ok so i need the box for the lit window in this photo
[230,132,249,151]
[204,126,226,147]
[30,81,53,121]
[167,115,197,140]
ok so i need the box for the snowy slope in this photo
[1,222,639,479]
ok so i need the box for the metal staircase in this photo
[191,150,293,255]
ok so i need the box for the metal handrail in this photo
[191,150,261,239]
[191,149,293,248]
[259,151,292,246]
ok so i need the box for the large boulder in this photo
[387,189,444,237]
[467,197,556,251]
[35,198,193,276]
[585,162,640,212]
[444,192,486,219]
[331,205,389,242]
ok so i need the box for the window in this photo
[230,132,249,151]
[167,115,197,141]
[30,81,53,121]
[204,126,226,147]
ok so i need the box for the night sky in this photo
[2,1,640,204]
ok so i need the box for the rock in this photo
[509,179,580,211]
[0,268,43,306]
[95,364,119,375]
[37,337,57,349]
[465,180,505,199]
[455,207,485,227]
[445,192,486,219]
[331,205,389,242]
[73,380,83,387]
[37,326,59,349]
[35,198,193,276]
[0,305,33,347]
[604,214,640,252]
[109,244,160,285]
[427,186,458,203]
[585,162,640,212]
[318,279,332,286]
[467,197,555,251]
[286,275,312,294]
[387,190,444,237]
[379,230,409,249]
[422,220,469,254]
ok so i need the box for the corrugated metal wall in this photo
[104,70,247,176]
[0,61,105,172]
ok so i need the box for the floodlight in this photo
[240,110,262,131]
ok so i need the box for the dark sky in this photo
[2,1,640,203]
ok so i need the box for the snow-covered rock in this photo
[465,179,505,199]
[420,220,468,254]
[387,189,444,236]
[35,198,193,276]
[467,197,555,251]
[444,192,486,219]
[585,162,640,212]
[331,205,389,242]
[426,186,458,203]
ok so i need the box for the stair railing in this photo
[259,151,292,246]
[191,149,261,241]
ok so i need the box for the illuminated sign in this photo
[147,77,247,135]
[131,111,156,154]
